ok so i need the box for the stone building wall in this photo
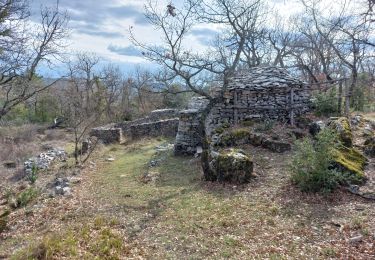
[205,67,310,135]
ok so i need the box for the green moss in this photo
[329,117,353,147]
[241,120,254,127]
[231,128,251,138]
[218,128,251,147]
[333,146,367,178]
[214,149,253,183]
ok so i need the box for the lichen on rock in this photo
[332,146,367,179]
[328,117,353,147]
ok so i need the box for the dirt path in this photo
[2,138,375,259]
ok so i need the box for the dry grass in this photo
[2,138,374,259]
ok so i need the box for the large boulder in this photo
[328,117,353,147]
[205,149,254,184]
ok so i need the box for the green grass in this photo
[12,217,129,260]
[8,138,373,259]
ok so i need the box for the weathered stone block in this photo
[207,149,253,184]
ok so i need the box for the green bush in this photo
[2,103,29,124]
[313,88,338,116]
[29,163,38,184]
[16,188,39,208]
[290,129,343,193]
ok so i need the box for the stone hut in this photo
[175,67,311,155]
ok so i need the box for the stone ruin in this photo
[175,67,312,155]
[90,66,312,184]
[90,109,180,144]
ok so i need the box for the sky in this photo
[29,0,352,77]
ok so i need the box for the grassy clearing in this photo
[7,138,375,259]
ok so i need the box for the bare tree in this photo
[0,0,69,120]
[64,53,105,165]
[100,64,123,119]
[131,0,269,178]
[302,0,373,115]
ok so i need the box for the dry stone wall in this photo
[130,118,179,139]
[90,125,123,144]
[91,109,180,144]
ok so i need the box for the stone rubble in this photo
[24,148,66,175]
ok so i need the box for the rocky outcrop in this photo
[333,146,367,179]
[328,117,353,147]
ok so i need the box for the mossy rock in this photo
[217,128,251,146]
[214,149,253,183]
[328,117,352,147]
[332,146,367,179]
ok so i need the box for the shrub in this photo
[290,129,343,193]
[16,188,39,208]
[313,88,338,116]
[29,163,38,184]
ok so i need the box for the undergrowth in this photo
[290,129,344,193]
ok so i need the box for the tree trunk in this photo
[200,98,219,180]
[345,71,358,117]
[338,81,343,115]
[344,80,351,117]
